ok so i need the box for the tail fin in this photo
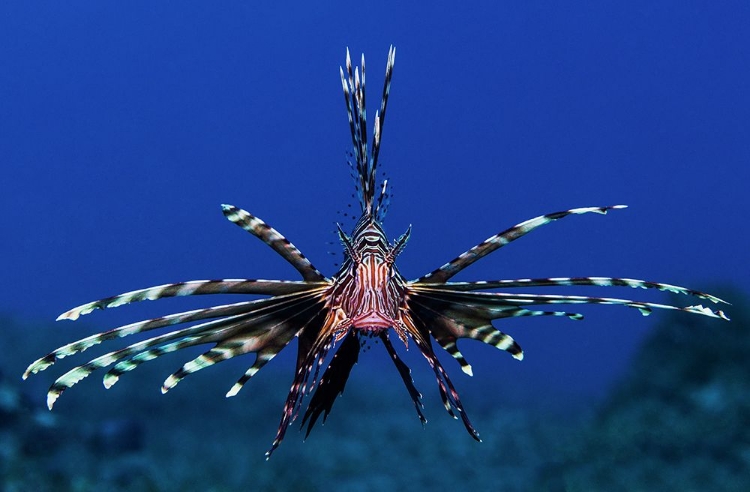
[340,46,396,220]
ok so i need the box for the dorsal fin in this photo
[340,46,396,220]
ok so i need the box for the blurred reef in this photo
[1,286,747,491]
[538,286,750,490]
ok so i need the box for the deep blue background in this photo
[2,1,748,406]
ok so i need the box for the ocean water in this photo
[2,2,749,490]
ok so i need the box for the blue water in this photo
[2,2,749,487]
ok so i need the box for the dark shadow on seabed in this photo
[537,286,750,491]
[2,286,746,491]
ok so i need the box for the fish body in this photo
[24,47,729,458]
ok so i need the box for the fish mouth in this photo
[351,311,394,331]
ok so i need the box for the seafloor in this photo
[2,287,747,491]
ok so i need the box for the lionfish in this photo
[25,46,729,458]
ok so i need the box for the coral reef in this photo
[540,287,749,490]
[2,288,746,490]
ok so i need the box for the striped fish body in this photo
[24,46,729,459]
[332,217,409,337]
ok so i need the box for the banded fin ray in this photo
[341,45,395,219]
[416,205,627,284]
[410,286,729,320]
[103,336,203,390]
[379,331,426,423]
[161,295,326,393]
[58,279,328,321]
[266,310,335,459]
[25,288,327,378]
[46,292,327,409]
[45,311,257,409]
[421,276,728,305]
[400,312,481,441]
[108,294,326,394]
[409,290,586,371]
[370,45,395,185]
[227,296,334,398]
[222,204,325,281]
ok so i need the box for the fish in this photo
[24,46,729,459]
